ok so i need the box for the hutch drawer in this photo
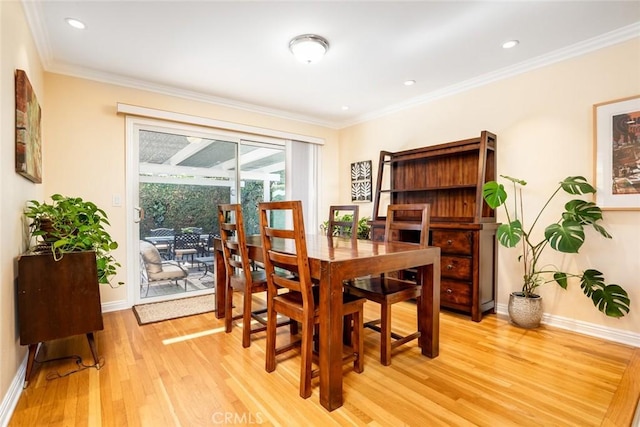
[441,255,472,280]
[440,280,472,306]
[432,230,473,255]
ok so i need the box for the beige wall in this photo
[1,0,45,412]
[339,38,640,333]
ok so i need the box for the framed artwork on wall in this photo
[15,69,42,183]
[351,160,372,202]
[593,95,640,210]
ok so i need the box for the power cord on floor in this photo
[34,354,105,380]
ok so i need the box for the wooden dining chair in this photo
[327,205,359,239]
[258,200,366,399]
[218,204,288,348]
[344,203,430,366]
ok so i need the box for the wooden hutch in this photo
[370,131,498,321]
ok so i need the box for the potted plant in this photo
[482,175,630,328]
[320,215,371,240]
[24,194,122,286]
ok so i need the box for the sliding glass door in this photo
[128,118,287,304]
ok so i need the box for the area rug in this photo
[133,294,216,325]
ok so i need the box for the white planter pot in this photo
[508,292,542,329]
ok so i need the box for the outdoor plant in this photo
[482,175,630,318]
[24,194,122,286]
[320,214,371,240]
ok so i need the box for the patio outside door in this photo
[129,117,286,305]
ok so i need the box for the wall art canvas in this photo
[351,160,372,202]
[593,95,640,210]
[15,69,42,183]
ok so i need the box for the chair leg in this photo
[350,310,364,373]
[343,315,352,346]
[289,320,299,335]
[380,302,392,366]
[416,295,423,349]
[299,315,314,399]
[225,283,234,333]
[265,301,277,373]
[242,287,252,348]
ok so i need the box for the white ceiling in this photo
[23,1,640,129]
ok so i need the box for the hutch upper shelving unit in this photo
[370,130,498,321]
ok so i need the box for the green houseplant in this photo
[482,175,630,325]
[320,214,371,240]
[24,194,121,286]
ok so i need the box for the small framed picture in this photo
[351,160,372,202]
[593,95,640,210]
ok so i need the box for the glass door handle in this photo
[134,207,144,223]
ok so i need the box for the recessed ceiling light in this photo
[404,80,416,86]
[65,18,86,30]
[341,105,349,111]
[502,40,519,49]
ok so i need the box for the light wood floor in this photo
[9,297,639,426]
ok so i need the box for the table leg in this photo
[214,249,226,319]
[86,332,101,368]
[419,260,440,358]
[23,343,38,388]
[319,264,343,411]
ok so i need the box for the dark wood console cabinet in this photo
[370,131,498,321]
[18,251,103,387]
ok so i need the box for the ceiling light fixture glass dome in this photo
[289,34,329,64]
[65,17,86,30]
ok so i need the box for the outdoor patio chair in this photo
[139,240,188,296]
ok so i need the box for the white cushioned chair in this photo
[140,240,188,296]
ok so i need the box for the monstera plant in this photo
[482,175,630,324]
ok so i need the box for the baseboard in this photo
[101,299,130,313]
[496,303,640,347]
[0,355,27,427]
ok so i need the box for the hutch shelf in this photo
[370,130,498,321]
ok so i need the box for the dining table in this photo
[213,234,441,411]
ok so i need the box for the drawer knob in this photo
[446,264,454,270]
[447,239,453,245]
[446,288,453,294]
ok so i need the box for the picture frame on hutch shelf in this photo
[593,95,640,210]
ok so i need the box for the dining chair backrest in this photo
[384,203,430,247]
[258,200,314,309]
[217,204,253,284]
[328,205,359,239]
[173,232,201,249]
[149,227,174,237]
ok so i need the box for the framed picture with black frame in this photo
[351,160,372,202]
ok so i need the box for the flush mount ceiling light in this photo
[289,34,329,64]
[65,17,86,30]
[502,40,519,49]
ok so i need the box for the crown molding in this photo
[341,22,640,128]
